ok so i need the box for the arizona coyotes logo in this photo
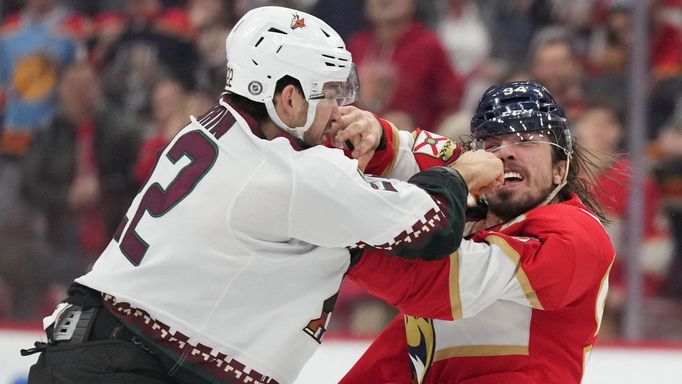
[290,14,306,29]
[405,316,436,384]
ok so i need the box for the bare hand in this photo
[68,175,101,210]
[332,106,383,171]
[449,150,504,195]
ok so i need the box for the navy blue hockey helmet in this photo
[470,81,572,158]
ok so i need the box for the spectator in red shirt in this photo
[650,0,682,79]
[574,103,673,338]
[347,0,464,132]
[585,1,682,138]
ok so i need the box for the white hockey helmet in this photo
[224,6,359,138]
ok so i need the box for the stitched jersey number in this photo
[115,130,218,266]
[226,65,234,88]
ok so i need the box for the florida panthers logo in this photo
[406,316,435,384]
[412,129,460,164]
[290,14,306,29]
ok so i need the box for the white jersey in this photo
[76,98,461,384]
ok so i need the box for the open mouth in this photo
[503,171,524,185]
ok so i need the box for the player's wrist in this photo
[372,113,391,151]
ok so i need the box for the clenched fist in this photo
[449,150,504,195]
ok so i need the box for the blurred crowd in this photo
[0,0,681,341]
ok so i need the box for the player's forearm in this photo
[359,115,396,176]
[347,248,456,320]
[349,235,529,320]
[391,166,468,260]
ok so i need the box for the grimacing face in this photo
[273,85,340,146]
[483,132,566,221]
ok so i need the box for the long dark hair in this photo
[554,141,609,224]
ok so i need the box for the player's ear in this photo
[552,160,567,185]
[274,85,298,119]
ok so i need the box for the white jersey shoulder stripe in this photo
[483,234,543,310]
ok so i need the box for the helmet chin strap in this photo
[264,97,319,140]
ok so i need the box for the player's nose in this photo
[492,141,517,160]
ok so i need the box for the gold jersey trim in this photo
[380,122,401,177]
[449,251,463,319]
[485,235,544,310]
[435,344,529,360]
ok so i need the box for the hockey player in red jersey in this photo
[342,81,615,384]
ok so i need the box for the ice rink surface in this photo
[3,330,681,383]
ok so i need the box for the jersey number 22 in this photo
[114,130,218,265]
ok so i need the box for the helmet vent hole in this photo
[276,45,283,53]
[322,54,335,59]
[252,59,258,66]
[320,28,330,37]
[324,62,336,67]
[268,27,287,35]
[255,36,264,47]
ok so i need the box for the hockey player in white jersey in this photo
[23,6,502,384]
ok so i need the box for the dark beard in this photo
[487,185,553,222]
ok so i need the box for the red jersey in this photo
[343,194,615,384]
[347,22,464,132]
